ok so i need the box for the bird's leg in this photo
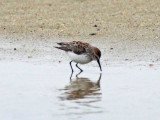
[76,71,83,78]
[70,71,73,81]
[76,63,83,72]
[97,73,102,87]
[70,61,74,73]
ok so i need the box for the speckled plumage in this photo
[55,41,102,72]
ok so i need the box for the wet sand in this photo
[0,35,160,67]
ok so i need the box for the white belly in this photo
[67,52,92,64]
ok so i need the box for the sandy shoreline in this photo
[0,0,160,66]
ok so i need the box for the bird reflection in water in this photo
[59,72,102,101]
[58,72,103,115]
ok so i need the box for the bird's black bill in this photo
[97,59,102,71]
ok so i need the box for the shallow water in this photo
[0,62,160,120]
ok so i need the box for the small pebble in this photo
[28,56,32,58]
[93,25,97,27]
[14,48,16,50]
[110,48,113,50]
[89,33,96,36]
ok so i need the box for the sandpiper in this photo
[55,41,102,72]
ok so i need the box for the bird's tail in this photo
[54,46,69,51]
[54,42,71,51]
[56,42,67,46]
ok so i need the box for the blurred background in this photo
[0,0,159,40]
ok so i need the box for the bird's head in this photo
[94,47,102,71]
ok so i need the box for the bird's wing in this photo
[56,41,90,55]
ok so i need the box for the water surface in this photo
[0,62,160,120]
